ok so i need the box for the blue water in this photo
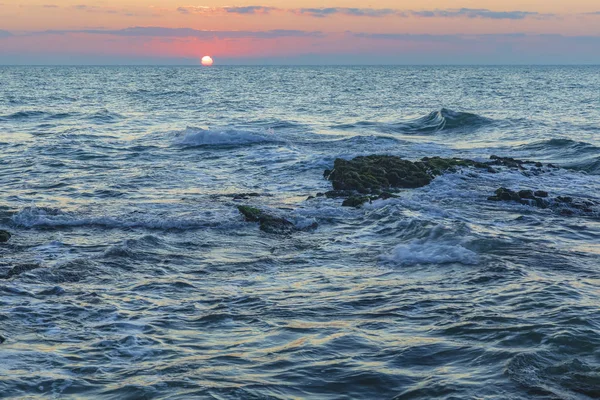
[1,66,599,399]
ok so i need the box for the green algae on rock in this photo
[325,155,433,193]
[324,155,494,194]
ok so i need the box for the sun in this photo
[201,56,214,66]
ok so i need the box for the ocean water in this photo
[0,66,599,399]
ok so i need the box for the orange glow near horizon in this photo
[1,1,600,63]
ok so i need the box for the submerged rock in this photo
[0,230,11,243]
[488,187,597,216]
[231,192,263,200]
[0,263,41,280]
[237,205,297,234]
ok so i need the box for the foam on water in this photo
[174,126,278,147]
[11,206,231,230]
[385,241,479,265]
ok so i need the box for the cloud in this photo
[223,6,277,15]
[410,8,553,20]
[41,27,324,39]
[294,8,399,18]
[71,4,151,17]
[173,6,556,20]
[3,29,600,65]
[177,6,278,15]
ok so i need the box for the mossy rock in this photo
[237,206,263,222]
[420,156,488,176]
[326,155,432,193]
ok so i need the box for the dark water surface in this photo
[1,66,599,399]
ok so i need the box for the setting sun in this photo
[201,56,214,66]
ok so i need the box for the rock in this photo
[488,188,598,216]
[419,156,489,176]
[556,196,573,203]
[489,155,532,169]
[0,230,11,243]
[326,155,433,193]
[1,263,41,280]
[342,196,370,208]
[0,335,5,344]
[495,187,521,201]
[237,205,262,222]
[306,195,315,200]
[324,190,354,198]
[232,192,263,200]
[518,190,535,199]
[325,155,502,195]
[237,205,296,234]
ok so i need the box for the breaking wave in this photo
[173,127,279,147]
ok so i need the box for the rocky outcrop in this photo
[322,155,502,207]
[324,155,504,195]
[324,155,432,193]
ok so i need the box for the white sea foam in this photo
[174,127,277,146]
[11,206,225,230]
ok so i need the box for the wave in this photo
[506,353,600,399]
[0,110,75,121]
[334,109,493,135]
[85,109,124,123]
[382,225,479,266]
[565,156,600,175]
[11,206,222,230]
[173,127,279,147]
[385,241,479,266]
[519,138,600,154]
[518,139,600,175]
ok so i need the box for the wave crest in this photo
[335,108,492,135]
[174,127,279,147]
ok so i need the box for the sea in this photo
[0,66,599,399]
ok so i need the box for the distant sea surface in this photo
[1,66,599,399]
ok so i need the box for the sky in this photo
[1,1,600,65]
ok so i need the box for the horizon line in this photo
[2,63,600,67]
